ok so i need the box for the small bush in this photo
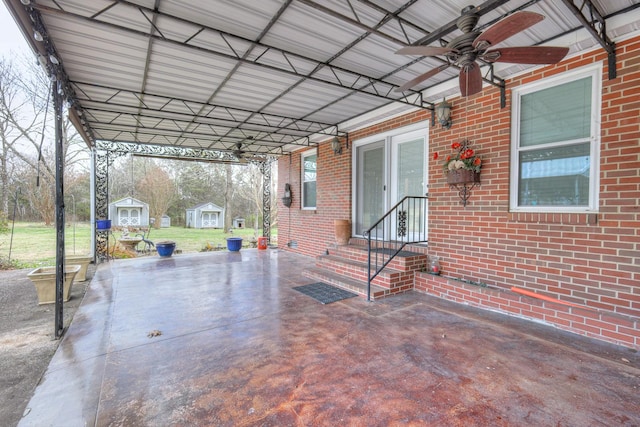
[0,255,27,270]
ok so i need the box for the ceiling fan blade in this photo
[395,64,451,92]
[396,46,454,56]
[483,46,569,64]
[473,11,544,49]
[459,63,482,97]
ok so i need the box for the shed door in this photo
[202,213,217,227]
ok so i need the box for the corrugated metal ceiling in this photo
[3,0,640,160]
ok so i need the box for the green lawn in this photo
[0,222,276,267]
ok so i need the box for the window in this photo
[301,149,317,209]
[510,65,601,212]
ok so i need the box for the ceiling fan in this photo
[232,139,266,163]
[395,6,569,96]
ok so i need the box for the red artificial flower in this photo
[446,155,451,162]
[474,158,482,166]
[464,149,474,158]
[451,142,461,150]
[433,152,439,160]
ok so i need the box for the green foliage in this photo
[0,255,28,270]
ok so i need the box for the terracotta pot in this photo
[447,169,480,185]
[334,219,351,245]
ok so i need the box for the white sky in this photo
[1,3,32,58]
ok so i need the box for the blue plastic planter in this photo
[156,241,176,257]
[226,237,243,252]
[96,219,111,230]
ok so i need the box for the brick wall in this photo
[277,141,353,257]
[278,35,640,349]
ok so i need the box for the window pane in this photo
[302,152,317,208]
[518,143,590,207]
[397,138,424,199]
[520,77,592,147]
[304,154,317,182]
[303,181,316,207]
[359,143,385,234]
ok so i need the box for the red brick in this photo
[281,35,640,351]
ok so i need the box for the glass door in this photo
[355,141,385,236]
[390,131,427,241]
[354,125,428,241]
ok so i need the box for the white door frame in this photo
[351,122,429,238]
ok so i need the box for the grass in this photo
[0,222,277,267]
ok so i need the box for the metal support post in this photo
[260,161,272,243]
[53,81,65,339]
[94,150,110,262]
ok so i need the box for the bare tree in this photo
[0,55,89,223]
[136,159,177,229]
[0,57,43,216]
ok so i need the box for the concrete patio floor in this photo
[19,249,640,426]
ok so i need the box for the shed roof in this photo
[109,196,148,208]
[188,202,224,211]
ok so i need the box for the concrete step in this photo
[329,244,427,272]
[316,254,414,290]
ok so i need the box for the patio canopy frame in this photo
[3,0,638,339]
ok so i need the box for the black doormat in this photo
[293,282,358,304]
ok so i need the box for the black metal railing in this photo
[365,196,428,301]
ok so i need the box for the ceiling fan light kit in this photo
[396,7,569,97]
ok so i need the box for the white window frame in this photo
[510,63,602,213]
[301,148,317,210]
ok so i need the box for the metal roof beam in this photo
[95,140,279,162]
[70,82,341,137]
[33,2,427,109]
[88,122,318,152]
[192,0,295,148]
[560,0,616,79]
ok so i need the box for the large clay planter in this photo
[27,265,81,305]
[65,255,91,282]
[334,219,351,245]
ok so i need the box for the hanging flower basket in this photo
[447,169,480,185]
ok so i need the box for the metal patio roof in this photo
[4,0,640,160]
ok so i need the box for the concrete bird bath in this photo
[118,238,142,252]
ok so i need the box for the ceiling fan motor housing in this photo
[457,7,480,33]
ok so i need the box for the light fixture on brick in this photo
[435,98,452,129]
[331,136,342,155]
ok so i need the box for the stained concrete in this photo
[18,249,640,426]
